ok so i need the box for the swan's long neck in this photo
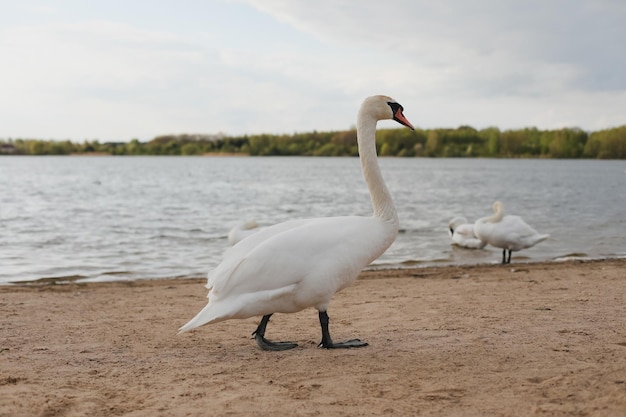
[357,112,399,227]
[485,202,505,223]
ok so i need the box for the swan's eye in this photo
[387,102,403,113]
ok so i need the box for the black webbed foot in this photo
[317,311,368,349]
[254,333,298,351]
[318,338,368,349]
[253,314,298,351]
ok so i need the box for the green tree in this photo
[181,143,201,155]
[585,126,626,159]
[425,130,441,156]
[480,127,501,156]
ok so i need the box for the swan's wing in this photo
[500,215,543,239]
[477,215,548,250]
[211,216,391,298]
[212,218,310,286]
[221,218,309,262]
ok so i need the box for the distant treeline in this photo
[1,125,625,158]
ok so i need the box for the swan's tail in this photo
[178,304,218,334]
[534,233,550,245]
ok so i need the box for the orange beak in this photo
[393,108,414,130]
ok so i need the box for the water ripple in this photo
[1,156,624,283]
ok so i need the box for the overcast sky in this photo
[1,0,625,142]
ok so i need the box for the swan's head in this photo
[361,95,414,130]
[448,216,468,235]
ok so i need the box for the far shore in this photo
[63,152,251,157]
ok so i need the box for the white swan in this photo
[178,95,414,350]
[448,216,487,249]
[474,201,550,264]
[227,220,262,245]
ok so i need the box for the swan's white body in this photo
[179,95,414,337]
[474,201,549,263]
[227,220,262,245]
[448,216,487,249]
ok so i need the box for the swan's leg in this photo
[252,314,298,351]
[501,249,512,264]
[318,311,368,349]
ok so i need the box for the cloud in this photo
[235,0,626,131]
[242,0,626,95]
[0,0,624,141]
[0,21,206,138]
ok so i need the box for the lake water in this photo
[1,156,624,284]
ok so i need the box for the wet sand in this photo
[1,258,625,416]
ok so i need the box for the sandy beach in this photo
[1,258,625,416]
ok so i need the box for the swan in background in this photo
[474,201,550,264]
[448,216,487,249]
[179,95,414,350]
[227,220,262,245]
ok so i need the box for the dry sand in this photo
[1,258,625,417]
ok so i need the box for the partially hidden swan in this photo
[473,201,549,264]
[178,95,414,350]
[227,220,262,246]
[448,217,487,249]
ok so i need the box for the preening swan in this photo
[227,220,262,245]
[448,217,487,249]
[179,95,414,350]
[474,201,549,264]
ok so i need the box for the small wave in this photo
[12,274,87,285]
[101,270,133,276]
[554,253,589,262]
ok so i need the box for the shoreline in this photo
[2,258,625,416]
[3,256,624,287]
